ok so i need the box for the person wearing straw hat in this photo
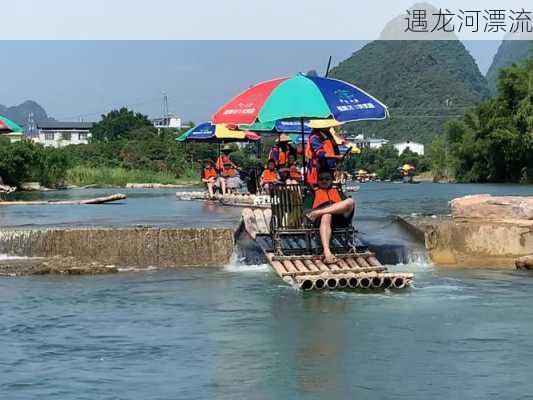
[305,119,343,187]
[216,144,237,171]
[268,134,296,169]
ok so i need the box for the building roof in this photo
[37,122,95,130]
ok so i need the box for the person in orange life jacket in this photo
[304,170,355,264]
[268,134,296,169]
[216,145,237,171]
[260,159,280,193]
[216,145,239,195]
[287,154,302,184]
[201,159,218,198]
[305,128,343,186]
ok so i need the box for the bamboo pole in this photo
[0,193,126,206]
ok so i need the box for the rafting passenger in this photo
[304,169,355,264]
[305,123,342,187]
[201,160,218,198]
[260,159,280,193]
[268,134,296,169]
[216,145,240,195]
[287,154,302,184]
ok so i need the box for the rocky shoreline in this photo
[398,194,533,268]
[0,256,118,276]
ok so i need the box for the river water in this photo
[1,183,533,399]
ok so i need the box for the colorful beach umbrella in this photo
[212,73,388,125]
[241,118,312,134]
[0,116,23,133]
[176,122,260,143]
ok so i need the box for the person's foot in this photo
[323,254,339,264]
[305,209,320,222]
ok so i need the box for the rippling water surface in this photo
[1,183,533,399]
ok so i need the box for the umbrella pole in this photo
[301,117,306,186]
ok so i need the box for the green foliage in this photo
[0,140,70,187]
[486,41,533,96]
[430,134,449,181]
[330,40,489,145]
[91,107,153,141]
[66,166,183,187]
[444,58,533,183]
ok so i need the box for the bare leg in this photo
[320,213,334,261]
[308,198,355,220]
[207,181,214,197]
[220,178,226,195]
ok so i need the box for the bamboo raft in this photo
[0,193,127,206]
[241,206,413,291]
[176,191,271,208]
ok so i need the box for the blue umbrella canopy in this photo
[176,122,260,143]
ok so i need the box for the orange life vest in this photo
[305,134,338,186]
[289,165,302,181]
[221,165,237,178]
[312,188,342,209]
[305,134,337,160]
[216,154,234,171]
[261,169,278,184]
[269,146,289,167]
[202,167,217,180]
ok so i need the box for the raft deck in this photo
[242,207,413,291]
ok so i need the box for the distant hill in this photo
[486,40,533,96]
[329,40,489,146]
[0,100,54,132]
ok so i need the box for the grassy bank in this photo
[66,166,199,187]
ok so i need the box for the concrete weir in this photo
[0,227,234,269]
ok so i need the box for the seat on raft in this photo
[268,184,360,256]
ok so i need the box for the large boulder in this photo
[450,195,533,220]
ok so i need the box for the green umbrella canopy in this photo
[0,116,23,133]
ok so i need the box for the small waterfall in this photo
[367,242,430,265]
[0,230,36,257]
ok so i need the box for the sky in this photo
[0,41,501,123]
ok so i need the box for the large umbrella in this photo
[212,73,388,125]
[212,73,387,181]
[0,116,23,133]
[176,122,260,143]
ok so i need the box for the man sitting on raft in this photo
[201,160,218,198]
[305,170,355,264]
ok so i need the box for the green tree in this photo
[445,58,533,183]
[91,107,153,142]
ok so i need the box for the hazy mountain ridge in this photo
[329,40,489,145]
[486,40,533,95]
[0,100,54,129]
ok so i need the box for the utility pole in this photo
[162,92,169,120]
[27,112,35,137]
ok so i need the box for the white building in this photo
[394,141,425,156]
[352,134,389,149]
[34,122,94,148]
[151,114,182,130]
